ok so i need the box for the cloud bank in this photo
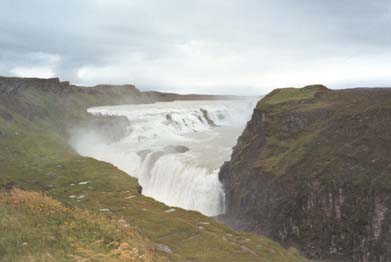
[1,0,391,94]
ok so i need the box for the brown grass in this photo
[0,188,168,262]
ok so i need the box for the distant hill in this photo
[144,90,250,102]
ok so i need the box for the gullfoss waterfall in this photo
[70,100,255,216]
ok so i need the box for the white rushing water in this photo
[70,99,256,216]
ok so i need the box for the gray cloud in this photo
[1,0,391,95]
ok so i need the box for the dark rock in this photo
[137,185,143,194]
[4,181,15,192]
[163,145,189,154]
[200,108,217,127]
[219,86,391,262]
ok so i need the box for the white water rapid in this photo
[70,99,256,216]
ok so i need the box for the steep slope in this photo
[219,85,391,261]
[0,76,305,262]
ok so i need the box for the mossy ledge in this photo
[0,76,305,262]
[219,84,391,261]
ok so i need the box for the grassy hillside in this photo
[0,188,162,262]
[0,77,305,262]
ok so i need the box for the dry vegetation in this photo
[0,188,166,262]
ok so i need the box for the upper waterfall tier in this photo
[87,100,255,141]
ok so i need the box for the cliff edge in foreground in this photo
[219,85,391,261]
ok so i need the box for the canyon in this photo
[2,76,391,261]
[70,100,256,216]
[0,76,304,262]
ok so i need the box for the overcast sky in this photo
[1,0,391,95]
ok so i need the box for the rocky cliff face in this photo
[219,85,391,261]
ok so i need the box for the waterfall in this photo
[70,100,256,216]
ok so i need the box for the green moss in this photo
[258,85,328,110]
[255,130,321,176]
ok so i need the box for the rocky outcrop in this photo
[219,85,391,261]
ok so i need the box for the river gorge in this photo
[70,99,256,216]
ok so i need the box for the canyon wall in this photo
[219,85,391,261]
